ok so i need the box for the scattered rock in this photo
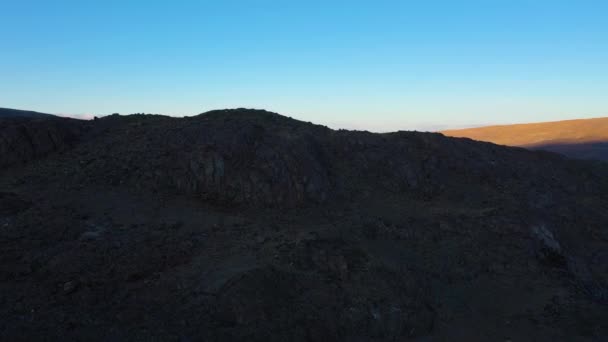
[63,281,78,294]
[80,231,101,241]
[532,224,565,266]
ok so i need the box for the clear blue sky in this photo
[1,1,607,131]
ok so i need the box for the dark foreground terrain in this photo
[1,109,607,341]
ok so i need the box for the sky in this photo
[1,0,607,131]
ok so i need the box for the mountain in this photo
[441,117,608,161]
[1,109,607,341]
[0,107,57,119]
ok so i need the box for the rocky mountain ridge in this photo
[1,108,607,341]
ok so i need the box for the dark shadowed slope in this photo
[441,117,608,161]
[0,115,89,168]
[1,109,607,341]
[0,107,57,119]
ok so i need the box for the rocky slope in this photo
[442,117,608,161]
[1,109,607,341]
[0,107,56,119]
[0,116,88,168]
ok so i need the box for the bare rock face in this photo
[0,117,87,168]
[70,110,333,206]
[170,112,332,206]
[532,224,565,266]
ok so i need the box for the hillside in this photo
[0,107,56,119]
[0,115,87,167]
[1,109,607,341]
[441,117,608,161]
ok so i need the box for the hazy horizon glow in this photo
[1,1,607,131]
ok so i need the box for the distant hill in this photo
[441,117,608,161]
[0,107,56,119]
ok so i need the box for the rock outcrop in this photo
[0,117,87,168]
